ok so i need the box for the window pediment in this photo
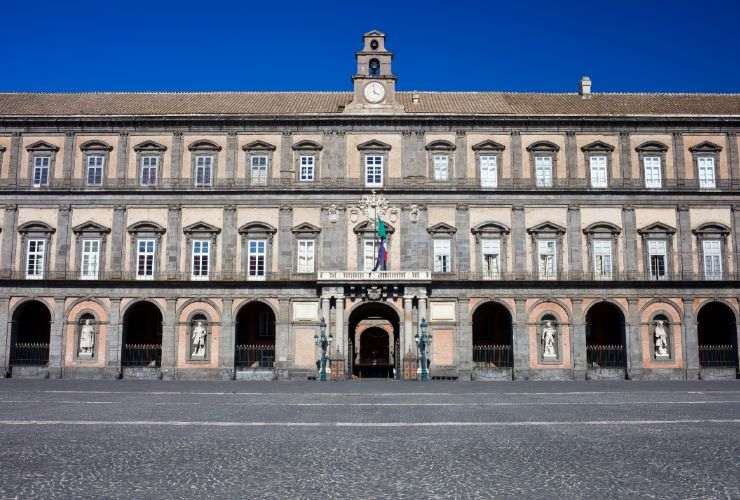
[183,221,221,235]
[692,222,730,236]
[133,140,167,153]
[635,141,668,153]
[581,140,615,153]
[427,222,457,235]
[472,140,505,152]
[353,220,395,235]
[527,221,566,235]
[637,222,676,235]
[79,140,113,152]
[292,140,322,151]
[238,221,277,236]
[17,221,55,235]
[688,141,722,153]
[26,140,60,153]
[526,141,560,153]
[357,139,391,151]
[471,221,510,236]
[188,140,222,152]
[72,221,111,235]
[291,222,321,236]
[425,140,455,151]
[242,140,276,152]
[583,221,621,235]
[127,221,166,235]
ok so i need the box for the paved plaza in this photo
[0,380,738,499]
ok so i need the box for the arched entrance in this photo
[9,300,51,368]
[472,302,513,369]
[697,302,738,369]
[586,302,626,369]
[121,301,163,368]
[235,301,275,369]
[349,302,399,378]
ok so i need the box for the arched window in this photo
[369,58,380,76]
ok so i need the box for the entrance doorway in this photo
[234,301,276,370]
[9,300,51,368]
[697,301,738,369]
[348,302,399,379]
[585,301,626,369]
[472,301,513,369]
[121,301,163,368]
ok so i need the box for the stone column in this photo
[334,295,345,360]
[219,297,235,380]
[403,296,414,355]
[732,205,740,280]
[571,298,587,379]
[622,206,637,279]
[110,206,127,278]
[62,132,75,185]
[171,132,184,184]
[276,298,291,380]
[626,298,642,380]
[105,298,122,378]
[510,131,522,186]
[619,132,632,186]
[280,131,293,180]
[48,297,66,379]
[166,205,182,278]
[565,131,577,187]
[278,206,293,276]
[511,206,526,279]
[727,132,739,188]
[455,204,470,273]
[682,297,700,380]
[455,130,467,181]
[456,298,472,380]
[224,132,237,186]
[0,297,10,377]
[221,205,237,279]
[513,298,529,380]
[8,133,22,185]
[160,298,178,380]
[567,205,582,279]
[55,205,72,277]
[116,132,129,185]
[672,132,686,187]
[1,205,18,277]
[677,206,692,279]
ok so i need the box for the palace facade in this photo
[1,31,739,381]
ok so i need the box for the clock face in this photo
[363,82,386,103]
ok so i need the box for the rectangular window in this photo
[80,239,101,280]
[248,239,266,279]
[297,239,315,273]
[250,155,268,185]
[480,155,498,188]
[136,239,155,280]
[481,238,501,279]
[140,156,158,186]
[697,157,716,189]
[592,239,613,280]
[299,155,315,182]
[589,155,608,188]
[191,240,210,280]
[538,239,557,279]
[433,239,451,273]
[432,155,449,181]
[26,239,45,279]
[365,155,383,187]
[643,156,662,188]
[363,239,377,272]
[534,155,553,187]
[702,240,722,280]
[33,157,50,187]
[647,240,667,280]
[86,155,104,186]
[195,156,213,187]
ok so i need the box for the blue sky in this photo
[1,0,739,93]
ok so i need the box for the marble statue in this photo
[542,320,557,358]
[654,320,669,358]
[191,320,207,358]
[78,319,95,357]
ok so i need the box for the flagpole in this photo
[373,190,378,270]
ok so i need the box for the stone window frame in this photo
[72,221,111,280]
[18,221,55,279]
[526,141,560,188]
[74,310,100,362]
[188,140,222,188]
[637,222,676,280]
[583,222,621,280]
[635,141,668,189]
[238,222,277,280]
[581,140,615,189]
[353,220,395,271]
[527,221,566,280]
[471,221,510,278]
[292,140,323,183]
[79,140,113,187]
[472,140,505,188]
[648,311,674,362]
[357,139,391,188]
[688,141,722,190]
[186,311,212,362]
[427,222,457,274]
[692,222,731,280]
[183,221,221,281]
[133,140,167,187]
[425,140,456,183]
[291,222,321,274]
[537,311,562,364]
[26,140,60,188]
[242,140,276,186]
[127,221,166,280]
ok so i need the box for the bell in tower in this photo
[344,30,405,114]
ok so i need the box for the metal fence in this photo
[698,345,738,368]
[9,342,49,366]
[121,344,162,367]
[473,344,513,368]
[235,344,275,369]
[586,344,626,368]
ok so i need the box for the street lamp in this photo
[414,318,432,381]
[314,317,333,381]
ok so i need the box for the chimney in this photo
[579,76,592,98]
[411,93,420,104]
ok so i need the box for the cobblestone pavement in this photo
[0,380,738,499]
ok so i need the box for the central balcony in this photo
[317,271,431,282]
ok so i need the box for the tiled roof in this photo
[0,91,738,117]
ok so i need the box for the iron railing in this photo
[698,344,738,368]
[473,344,513,368]
[235,344,275,369]
[121,344,162,367]
[9,342,49,366]
[586,344,626,368]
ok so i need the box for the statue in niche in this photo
[78,319,95,358]
[654,320,669,358]
[541,320,557,359]
[191,320,207,358]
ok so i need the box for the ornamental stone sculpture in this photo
[78,319,95,358]
[191,320,207,358]
[542,320,557,359]
[654,320,669,358]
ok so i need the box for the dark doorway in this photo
[697,302,738,368]
[235,301,275,369]
[472,302,513,368]
[121,301,162,367]
[349,302,399,379]
[586,302,626,368]
[9,300,51,366]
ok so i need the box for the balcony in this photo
[317,271,431,282]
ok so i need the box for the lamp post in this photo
[415,318,432,381]
[314,317,333,381]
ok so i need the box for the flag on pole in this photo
[373,215,388,271]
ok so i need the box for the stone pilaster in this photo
[567,205,582,278]
[105,298,122,378]
[619,132,632,186]
[455,204,470,273]
[401,130,425,178]
[62,132,75,184]
[323,130,346,179]
[54,205,72,275]
[225,132,237,186]
[276,298,291,380]
[116,132,129,184]
[320,205,346,270]
[171,132,184,182]
[166,205,182,278]
[219,297,235,379]
[510,131,522,185]
[1,205,18,276]
[682,297,700,379]
[565,131,577,186]
[334,296,345,360]
[728,132,740,188]
[278,206,293,275]
[672,132,685,186]
[456,298,472,380]
[8,133,22,184]
[626,298,642,380]
[0,297,10,377]
[280,131,293,180]
[733,205,740,280]
[511,206,526,279]
[571,298,587,379]
[400,204,427,271]
[621,206,637,279]
[455,130,467,180]
[110,206,127,278]
[161,298,178,380]
[221,205,237,278]
[513,298,529,380]
[48,297,66,379]
[677,206,692,279]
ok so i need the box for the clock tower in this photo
[344,30,405,113]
